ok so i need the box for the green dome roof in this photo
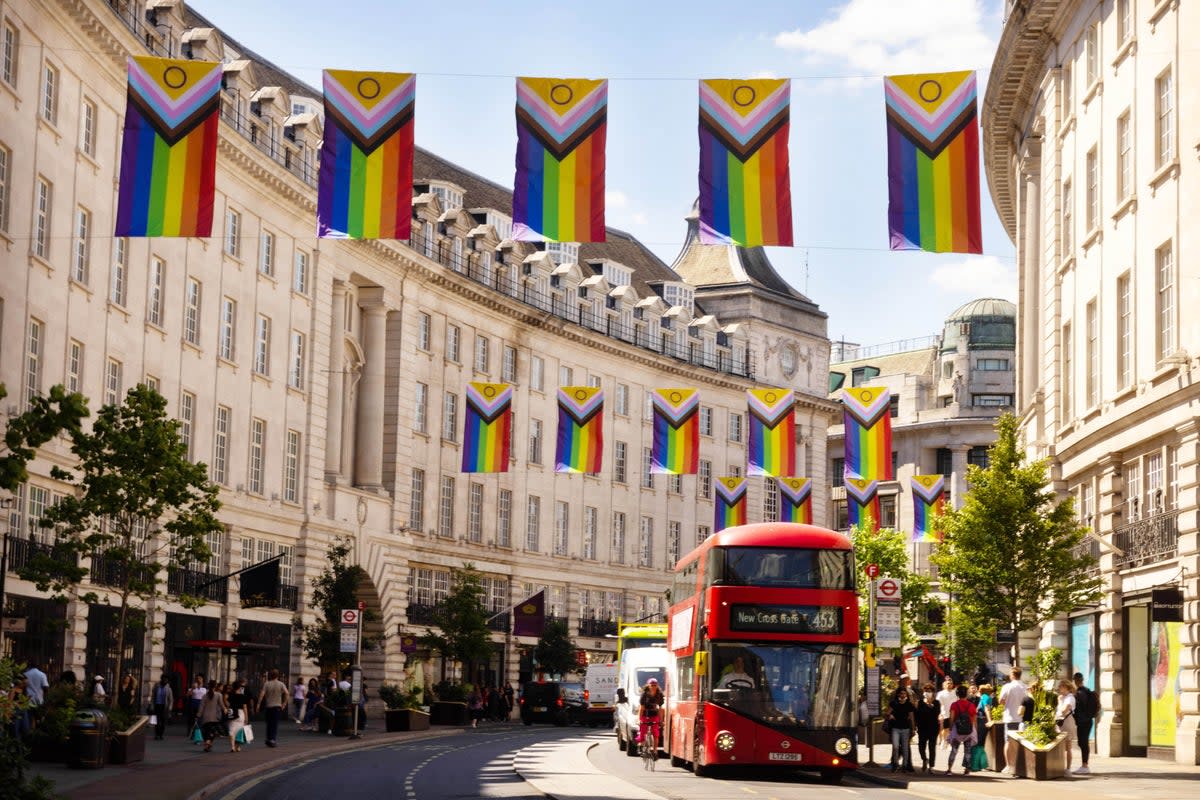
[941,298,1016,353]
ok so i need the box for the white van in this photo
[613,646,672,755]
[578,663,618,726]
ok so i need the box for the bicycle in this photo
[639,722,659,770]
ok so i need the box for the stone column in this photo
[1097,574,1125,756]
[1173,421,1200,764]
[324,281,347,481]
[354,289,388,491]
[1019,147,1042,409]
[950,445,969,509]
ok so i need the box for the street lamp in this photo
[0,496,15,654]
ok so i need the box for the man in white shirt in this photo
[935,678,956,748]
[999,666,1029,775]
[23,663,49,707]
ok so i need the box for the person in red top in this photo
[945,684,978,775]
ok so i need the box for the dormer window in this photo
[430,183,463,211]
[602,262,631,287]
[662,283,695,314]
[486,211,513,241]
[545,241,579,265]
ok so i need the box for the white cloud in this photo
[774,0,999,77]
[605,189,649,228]
[605,190,629,209]
[928,255,1016,300]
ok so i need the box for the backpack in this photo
[954,706,973,735]
[1075,686,1098,719]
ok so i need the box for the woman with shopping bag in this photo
[196,680,229,753]
[227,679,251,752]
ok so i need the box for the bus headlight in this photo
[835,737,853,756]
[715,731,736,751]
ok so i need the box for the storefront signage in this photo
[1151,588,1184,622]
[728,604,842,634]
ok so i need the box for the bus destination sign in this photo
[729,604,842,635]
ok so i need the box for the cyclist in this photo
[635,678,664,747]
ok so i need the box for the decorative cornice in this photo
[217,136,316,213]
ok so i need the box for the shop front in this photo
[1121,588,1185,759]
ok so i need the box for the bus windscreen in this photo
[710,642,855,730]
[714,547,853,589]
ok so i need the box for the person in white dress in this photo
[1055,679,1078,773]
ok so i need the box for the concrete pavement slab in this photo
[514,736,665,800]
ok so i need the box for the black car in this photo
[519,681,568,726]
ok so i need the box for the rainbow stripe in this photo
[318,70,415,239]
[842,387,893,482]
[777,477,812,524]
[513,77,607,243]
[651,389,700,474]
[886,71,982,254]
[555,386,604,473]
[911,474,946,542]
[747,388,795,476]
[845,478,880,532]
[115,57,221,237]
[698,78,793,247]
[461,382,512,473]
[715,477,748,533]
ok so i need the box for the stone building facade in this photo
[0,0,834,692]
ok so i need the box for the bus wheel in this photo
[670,752,685,768]
[819,768,844,785]
[625,730,640,757]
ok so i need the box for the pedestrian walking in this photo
[886,687,916,772]
[503,681,515,720]
[935,678,955,748]
[197,680,228,753]
[117,673,138,711]
[90,674,107,703]
[186,676,207,735]
[227,679,249,752]
[1055,679,1078,773]
[292,677,306,723]
[151,674,174,740]
[300,678,323,731]
[256,668,288,747]
[999,666,1028,776]
[1072,672,1098,775]
[487,685,504,721]
[914,683,941,773]
[467,686,484,728]
[946,684,978,775]
[22,663,49,708]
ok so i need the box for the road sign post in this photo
[874,578,902,649]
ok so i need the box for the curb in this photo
[850,767,906,789]
[186,727,464,800]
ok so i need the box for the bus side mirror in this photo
[695,652,708,677]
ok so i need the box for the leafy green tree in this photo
[295,536,378,671]
[849,524,936,645]
[533,619,576,678]
[0,383,88,491]
[939,605,996,679]
[419,564,492,683]
[932,414,1101,665]
[20,385,221,687]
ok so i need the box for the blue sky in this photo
[193,0,1015,347]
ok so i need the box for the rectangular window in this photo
[1117,111,1133,200]
[667,520,681,567]
[216,298,236,360]
[410,469,425,530]
[41,62,57,124]
[213,405,230,484]
[613,440,628,483]
[81,98,96,156]
[249,418,265,494]
[583,506,597,559]
[699,459,712,498]
[669,473,683,494]
[641,447,654,489]
[184,278,202,346]
[1085,23,1099,86]
[414,383,428,433]
[293,250,309,294]
[612,512,626,564]
[531,355,544,391]
[1061,323,1073,421]
[728,412,743,443]
[1,21,17,86]
[1086,299,1099,407]
[1156,69,1174,168]
[1156,242,1174,361]
[615,383,629,416]
[699,406,713,436]
[1061,179,1073,254]
[143,375,159,392]
[698,524,711,543]
[71,207,91,284]
[446,324,460,362]
[442,392,458,442]
[225,209,241,257]
[179,391,195,460]
[24,319,43,405]
[559,365,573,387]
[529,418,543,464]
[289,331,305,389]
[976,358,1010,371]
[110,238,128,305]
[104,357,122,406]
[1085,147,1099,231]
[554,501,568,555]
[417,312,431,350]
[764,479,779,520]
[526,495,541,551]
[439,475,455,537]
[254,315,271,375]
[0,144,10,232]
[502,345,517,383]
[1117,0,1131,42]
[1117,272,1132,388]
[639,517,653,568]
[474,335,490,374]
[259,232,274,276]
[66,339,83,393]
[497,489,512,547]
[148,257,164,326]
[284,430,300,503]
[832,456,845,488]
[468,483,484,542]
[1147,452,1164,513]
[33,177,51,259]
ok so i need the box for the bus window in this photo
[710,643,854,730]
[716,547,853,589]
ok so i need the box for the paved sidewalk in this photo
[28,717,461,800]
[514,735,661,800]
[854,739,1200,799]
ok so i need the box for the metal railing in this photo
[167,567,228,603]
[578,618,618,637]
[406,602,438,626]
[1113,510,1179,570]
[6,538,75,572]
[1072,537,1101,577]
[486,614,510,633]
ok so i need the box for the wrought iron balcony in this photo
[1071,537,1101,577]
[90,554,156,589]
[487,614,511,633]
[545,615,568,631]
[6,538,76,572]
[166,567,228,603]
[1113,510,1179,570]
[578,617,618,637]
[279,583,299,611]
[406,602,438,626]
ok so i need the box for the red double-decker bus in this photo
[665,522,859,783]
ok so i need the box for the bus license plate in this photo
[592,702,607,707]
[532,706,547,712]
[768,752,801,762]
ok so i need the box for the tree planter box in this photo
[430,701,469,726]
[1012,734,1068,780]
[332,707,355,736]
[983,723,1008,773]
[385,708,431,732]
[108,716,148,765]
